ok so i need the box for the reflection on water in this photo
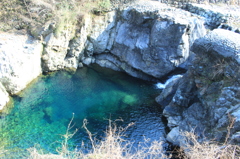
[0,65,166,158]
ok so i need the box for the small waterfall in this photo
[155,75,183,89]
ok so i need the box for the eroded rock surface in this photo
[89,2,206,80]
[41,1,206,81]
[184,3,240,32]
[0,82,9,110]
[0,33,42,95]
[157,29,240,145]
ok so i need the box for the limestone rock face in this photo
[41,23,77,72]
[82,2,206,80]
[0,82,9,110]
[0,33,42,95]
[51,1,206,80]
[157,29,240,145]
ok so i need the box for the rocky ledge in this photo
[184,3,240,32]
[156,29,240,145]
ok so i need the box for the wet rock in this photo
[155,75,182,107]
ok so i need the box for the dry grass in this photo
[28,118,170,159]
[0,0,114,32]
[178,115,240,159]
[28,121,240,159]
[6,116,240,159]
[212,59,226,80]
[179,131,240,159]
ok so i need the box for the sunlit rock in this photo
[0,33,42,95]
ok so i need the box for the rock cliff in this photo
[41,1,206,80]
[156,29,240,145]
[0,32,42,109]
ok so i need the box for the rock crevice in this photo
[156,29,240,145]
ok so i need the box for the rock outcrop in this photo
[0,32,42,108]
[184,3,240,32]
[40,21,78,72]
[41,1,206,81]
[0,82,9,110]
[84,2,206,80]
[157,29,240,145]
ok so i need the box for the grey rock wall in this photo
[78,2,206,80]
[157,29,240,146]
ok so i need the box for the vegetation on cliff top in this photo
[0,0,239,33]
[0,0,136,33]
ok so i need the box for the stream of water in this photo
[0,65,166,158]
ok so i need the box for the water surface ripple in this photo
[0,65,166,158]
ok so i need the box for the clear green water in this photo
[0,65,165,158]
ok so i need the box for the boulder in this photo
[0,33,42,95]
[93,4,206,80]
[0,82,9,110]
[192,29,240,64]
[160,29,240,145]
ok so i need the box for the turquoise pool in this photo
[0,65,166,158]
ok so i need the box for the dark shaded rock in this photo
[160,29,240,145]
[155,75,182,107]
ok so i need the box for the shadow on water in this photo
[0,64,168,158]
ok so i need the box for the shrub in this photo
[179,131,240,159]
[28,118,170,159]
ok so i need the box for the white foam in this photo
[155,74,183,89]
